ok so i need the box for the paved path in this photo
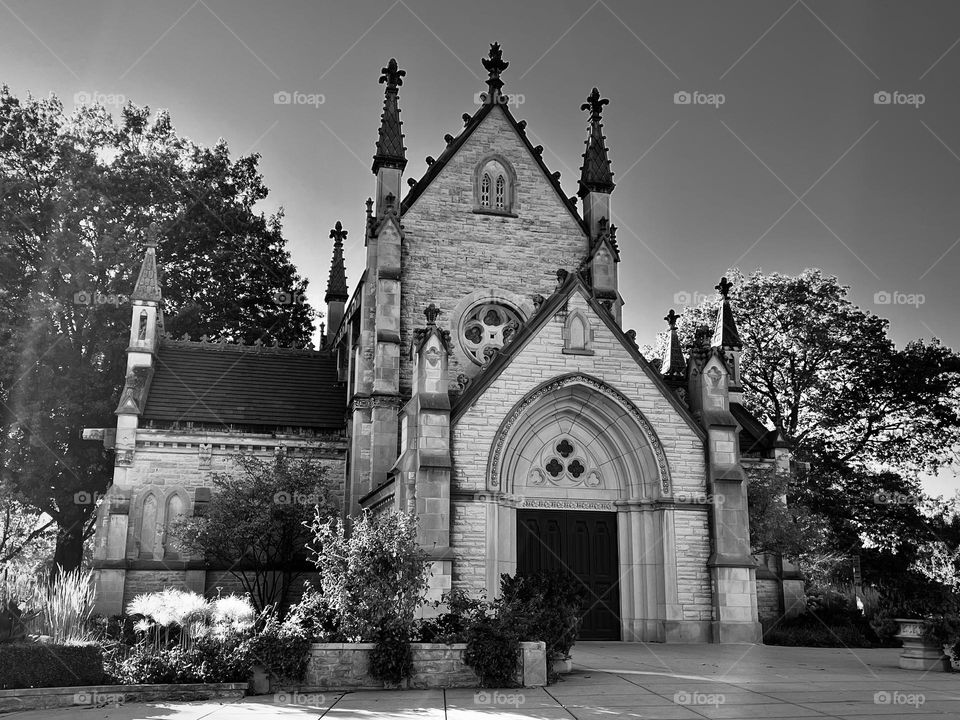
[8,642,960,718]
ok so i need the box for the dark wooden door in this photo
[516,509,621,640]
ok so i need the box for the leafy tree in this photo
[657,269,960,471]
[172,451,338,616]
[0,87,316,571]
[0,486,54,568]
[306,510,430,642]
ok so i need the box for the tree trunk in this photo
[52,521,85,573]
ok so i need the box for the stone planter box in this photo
[0,682,247,713]
[299,641,546,690]
[894,618,951,672]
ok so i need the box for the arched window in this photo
[474,156,515,214]
[137,310,148,341]
[139,493,157,559]
[163,494,186,558]
[563,310,593,355]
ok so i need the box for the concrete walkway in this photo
[7,642,960,718]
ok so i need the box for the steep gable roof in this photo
[451,274,705,440]
[142,340,346,429]
[400,102,588,237]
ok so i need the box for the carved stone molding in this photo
[518,497,615,511]
[487,373,672,495]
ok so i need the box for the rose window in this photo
[461,303,522,365]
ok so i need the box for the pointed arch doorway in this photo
[517,508,621,640]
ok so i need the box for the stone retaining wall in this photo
[301,641,546,690]
[0,682,246,713]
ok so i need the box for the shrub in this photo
[105,633,252,684]
[369,622,413,686]
[243,613,311,684]
[0,642,104,688]
[414,589,489,644]
[498,571,584,661]
[284,586,343,642]
[763,616,873,648]
[463,620,520,688]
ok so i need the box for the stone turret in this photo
[578,87,616,239]
[660,308,686,386]
[712,276,744,403]
[372,58,406,218]
[325,221,349,341]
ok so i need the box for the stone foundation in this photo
[0,682,246,713]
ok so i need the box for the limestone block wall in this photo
[672,510,713,622]
[398,106,588,394]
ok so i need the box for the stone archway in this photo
[483,373,678,641]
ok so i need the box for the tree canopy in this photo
[0,87,316,571]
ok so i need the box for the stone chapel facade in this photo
[88,44,801,643]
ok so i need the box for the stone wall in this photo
[301,642,546,690]
[399,105,589,394]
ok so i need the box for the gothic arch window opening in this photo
[474,156,515,214]
[163,493,186,559]
[460,302,522,366]
[530,436,601,488]
[139,493,158,559]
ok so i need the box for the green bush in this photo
[414,589,489,644]
[284,586,344,642]
[464,620,520,688]
[243,614,311,683]
[0,642,105,688]
[104,633,252,684]
[369,622,413,685]
[763,615,874,648]
[498,571,584,661]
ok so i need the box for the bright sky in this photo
[2,0,958,492]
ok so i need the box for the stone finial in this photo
[379,58,405,90]
[578,87,615,197]
[424,303,440,325]
[482,42,509,100]
[581,87,609,122]
[132,224,161,303]
[325,221,348,303]
[665,308,680,328]
[716,276,734,298]
[557,268,569,284]
[662,308,686,378]
[145,222,159,249]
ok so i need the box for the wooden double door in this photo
[516,509,621,640]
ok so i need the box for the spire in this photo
[578,88,615,197]
[481,42,509,103]
[325,221,348,303]
[661,309,686,377]
[132,223,161,303]
[372,58,406,173]
[711,277,743,349]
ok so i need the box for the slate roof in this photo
[731,403,787,455]
[142,340,346,430]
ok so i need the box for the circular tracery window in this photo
[461,302,522,365]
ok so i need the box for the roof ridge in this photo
[160,336,326,357]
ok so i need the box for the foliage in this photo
[172,452,338,615]
[104,633,252,684]
[463,620,521,688]
[307,510,430,642]
[283,586,344,642]
[0,642,104,688]
[0,485,54,568]
[745,465,825,559]
[369,621,414,686]
[497,571,584,661]
[0,87,316,571]
[414,589,490,644]
[763,616,874,648]
[242,612,311,684]
[29,565,96,643]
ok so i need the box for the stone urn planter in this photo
[894,618,951,672]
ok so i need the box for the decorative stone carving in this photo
[198,443,212,469]
[519,497,615,511]
[487,373,672,495]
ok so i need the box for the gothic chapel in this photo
[88,44,799,643]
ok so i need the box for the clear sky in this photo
[3,0,958,489]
